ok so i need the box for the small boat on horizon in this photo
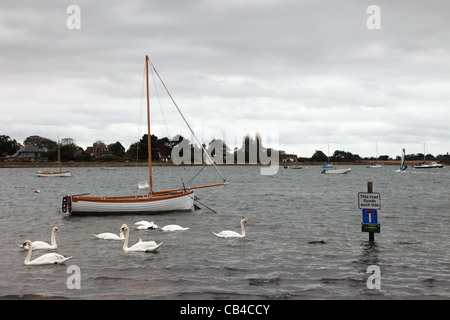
[284,165,303,169]
[37,139,72,177]
[413,161,444,169]
[367,141,383,168]
[413,143,444,169]
[321,144,333,168]
[321,168,351,174]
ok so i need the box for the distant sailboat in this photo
[367,142,382,168]
[413,143,444,169]
[321,144,333,168]
[396,148,407,172]
[37,140,71,177]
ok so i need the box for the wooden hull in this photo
[37,171,72,177]
[63,190,195,215]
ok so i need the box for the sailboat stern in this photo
[62,195,72,213]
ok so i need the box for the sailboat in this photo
[62,55,226,215]
[396,148,407,172]
[321,144,333,168]
[367,142,382,168]
[413,143,444,169]
[37,140,71,177]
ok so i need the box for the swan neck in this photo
[241,221,246,237]
[25,244,32,264]
[51,229,56,246]
[123,228,130,249]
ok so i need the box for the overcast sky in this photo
[1,0,449,158]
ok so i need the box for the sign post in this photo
[358,182,380,241]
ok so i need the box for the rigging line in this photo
[196,185,222,202]
[150,62,226,182]
[185,165,207,186]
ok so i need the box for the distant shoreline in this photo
[0,160,433,168]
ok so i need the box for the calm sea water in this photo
[0,164,449,300]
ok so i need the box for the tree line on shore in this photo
[1,134,449,164]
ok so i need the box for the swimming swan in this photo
[160,224,189,232]
[92,226,125,240]
[22,240,71,265]
[19,227,59,250]
[214,219,247,238]
[134,221,158,230]
[120,224,162,252]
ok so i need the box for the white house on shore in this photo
[4,144,46,162]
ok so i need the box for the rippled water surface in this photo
[0,165,449,299]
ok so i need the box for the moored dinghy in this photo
[37,170,71,177]
[37,139,71,177]
[321,168,351,174]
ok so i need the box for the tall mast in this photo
[146,55,153,195]
[327,144,330,163]
[58,136,61,173]
[423,142,426,163]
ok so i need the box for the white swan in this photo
[120,224,162,252]
[134,220,158,230]
[19,227,58,250]
[92,226,125,240]
[160,224,189,232]
[214,219,247,238]
[22,240,71,265]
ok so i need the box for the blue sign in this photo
[362,208,378,224]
